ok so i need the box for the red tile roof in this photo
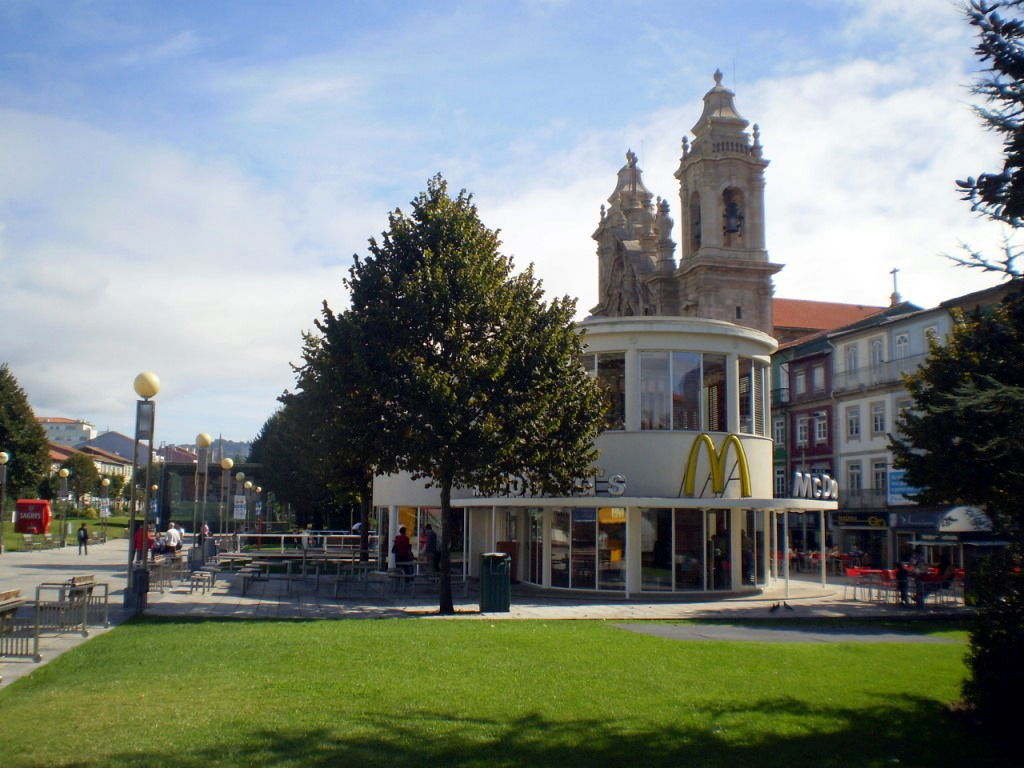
[774,298,884,333]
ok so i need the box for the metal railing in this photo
[841,488,888,509]
[832,353,929,394]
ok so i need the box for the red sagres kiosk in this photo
[15,499,52,534]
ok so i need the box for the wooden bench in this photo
[21,534,41,551]
[42,533,59,549]
[0,589,32,663]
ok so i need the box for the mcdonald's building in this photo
[374,315,839,596]
[373,74,839,596]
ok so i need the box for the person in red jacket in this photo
[393,526,413,579]
[133,524,154,563]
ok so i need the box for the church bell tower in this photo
[674,70,781,333]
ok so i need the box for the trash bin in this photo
[479,552,511,613]
[123,567,149,615]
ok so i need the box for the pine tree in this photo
[0,364,50,497]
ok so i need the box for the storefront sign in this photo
[887,469,919,506]
[682,433,751,498]
[233,495,246,520]
[831,512,888,528]
[792,472,839,501]
[481,471,627,498]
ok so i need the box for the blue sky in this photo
[0,0,1012,445]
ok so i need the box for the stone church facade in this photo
[590,71,782,335]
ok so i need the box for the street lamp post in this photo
[234,472,246,537]
[219,457,233,543]
[0,451,9,555]
[193,432,212,545]
[100,477,110,542]
[58,468,70,547]
[124,371,159,613]
[243,480,253,532]
[254,486,263,534]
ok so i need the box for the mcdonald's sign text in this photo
[792,472,839,501]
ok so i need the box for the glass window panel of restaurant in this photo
[753,362,767,435]
[550,508,570,588]
[640,352,671,430]
[597,507,626,590]
[739,358,753,434]
[596,353,626,430]
[674,509,703,589]
[743,510,763,586]
[738,358,767,435]
[672,351,701,430]
[526,509,543,585]
[702,354,727,432]
[571,508,597,589]
[640,508,673,590]
[706,509,731,590]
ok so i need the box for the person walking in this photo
[77,523,89,555]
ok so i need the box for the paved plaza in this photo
[0,537,969,689]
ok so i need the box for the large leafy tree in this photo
[249,398,334,530]
[893,0,1024,738]
[59,452,100,507]
[338,175,605,614]
[0,363,49,497]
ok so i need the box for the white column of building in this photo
[820,508,827,587]
[542,508,552,587]
[726,353,739,433]
[730,508,743,590]
[388,505,399,569]
[783,509,791,599]
[625,506,642,596]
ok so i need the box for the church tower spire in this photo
[672,70,782,334]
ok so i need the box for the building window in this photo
[894,333,910,360]
[796,416,809,447]
[871,402,886,434]
[703,354,727,432]
[794,369,806,395]
[774,468,787,497]
[923,325,938,344]
[812,365,824,393]
[640,352,671,430]
[847,461,862,491]
[869,338,884,368]
[846,406,861,440]
[844,344,858,373]
[773,417,785,444]
[814,413,828,443]
[872,460,888,491]
[596,353,626,430]
[671,351,701,431]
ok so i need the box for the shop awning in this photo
[937,506,992,533]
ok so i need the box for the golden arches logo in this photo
[682,433,752,498]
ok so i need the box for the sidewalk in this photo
[1,539,970,689]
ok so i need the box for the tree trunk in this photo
[439,479,454,615]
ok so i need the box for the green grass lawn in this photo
[0,618,1001,768]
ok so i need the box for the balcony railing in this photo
[771,387,790,406]
[841,488,888,509]
[832,352,929,394]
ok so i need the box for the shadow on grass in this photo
[52,695,1006,768]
